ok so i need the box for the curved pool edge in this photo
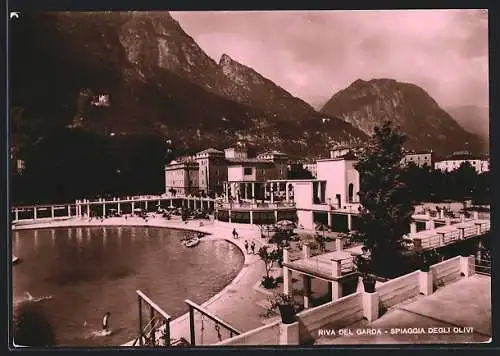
[11,217,265,347]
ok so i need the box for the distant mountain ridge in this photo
[11,12,484,163]
[446,105,489,143]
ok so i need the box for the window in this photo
[244,167,252,175]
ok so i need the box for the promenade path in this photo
[12,215,280,346]
[315,274,491,344]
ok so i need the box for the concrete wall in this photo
[294,292,363,344]
[228,165,256,182]
[215,321,281,345]
[212,256,474,346]
[296,210,314,230]
[376,271,420,309]
[430,256,462,286]
[317,160,346,205]
[293,182,314,210]
[344,160,360,204]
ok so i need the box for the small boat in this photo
[184,237,200,248]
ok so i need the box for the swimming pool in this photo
[12,226,244,347]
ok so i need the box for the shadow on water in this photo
[13,302,56,347]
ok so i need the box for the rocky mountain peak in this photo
[219,53,234,66]
[321,78,486,155]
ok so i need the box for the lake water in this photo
[11,226,244,347]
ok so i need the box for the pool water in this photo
[12,226,244,347]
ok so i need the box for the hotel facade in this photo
[165,146,362,232]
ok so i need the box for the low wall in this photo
[376,271,420,309]
[215,321,281,345]
[430,256,462,287]
[212,255,474,346]
[295,292,363,344]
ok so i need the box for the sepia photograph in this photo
[9,9,491,348]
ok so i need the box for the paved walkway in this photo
[12,215,280,346]
[315,274,491,345]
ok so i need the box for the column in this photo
[460,213,465,223]
[51,206,55,219]
[250,211,254,224]
[117,202,121,215]
[419,270,433,296]
[439,209,445,219]
[67,205,70,218]
[347,214,352,231]
[473,211,479,220]
[327,213,332,229]
[445,217,451,226]
[228,209,232,223]
[335,237,343,252]
[87,203,91,217]
[15,209,19,222]
[271,183,274,203]
[474,222,482,235]
[34,207,37,220]
[103,202,106,217]
[303,275,312,309]
[331,258,343,300]
[302,242,311,259]
[410,222,417,234]
[252,183,255,201]
[274,210,278,223]
[145,200,148,211]
[132,201,135,212]
[426,219,435,230]
[283,248,293,295]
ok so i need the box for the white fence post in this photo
[362,291,379,322]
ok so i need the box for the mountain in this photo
[446,105,489,142]
[10,11,367,203]
[320,79,487,155]
[11,12,366,158]
[218,53,315,117]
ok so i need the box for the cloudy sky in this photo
[171,10,488,110]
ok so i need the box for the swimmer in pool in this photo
[24,292,53,302]
[102,312,111,332]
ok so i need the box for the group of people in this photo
[244,240,256,254]
[232,228,257,254]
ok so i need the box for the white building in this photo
[434,152,489,174]
[164,160,199,196]
[401,151,434,168]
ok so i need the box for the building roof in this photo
[404,151,433,156]
[441,153,486,161]
[225,158,276,166]
[317,152,357,162]
[197,148,224,155]
[257,150,288,156]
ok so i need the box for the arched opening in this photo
[348,183,354,203]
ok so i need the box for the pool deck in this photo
[315,274,491,345]
[12,215,279,346]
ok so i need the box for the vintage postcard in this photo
[10,9,490,347]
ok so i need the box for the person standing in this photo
[250,241,256,254]
[244,240,249,254]
[102,312,111,333]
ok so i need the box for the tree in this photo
[258,246,281,288]
[352,121,414,277]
